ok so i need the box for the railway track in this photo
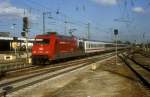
[0,50,124,77]
[1,52,114,79]
[119,53,150,89]
[139,51,150,58]
[0,62,32,78]
[0,51,114,77]
[129,56,150,72]
[0,52,116,96]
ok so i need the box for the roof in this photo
[0,32,10,37]
[0,37,34,41]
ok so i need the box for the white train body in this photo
[84,41,106,53]
[77,39,127,54]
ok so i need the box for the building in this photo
[0,32,10,37]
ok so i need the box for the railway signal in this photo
[23,17,29,31]
[13,37,18,41]
[22,17,29,37]
[114,29,118,35]
[22,16,29,63]
[21,32,26,37]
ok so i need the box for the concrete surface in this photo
[8,56,115,97]
[44,57,149,97]
[7,56,149,97]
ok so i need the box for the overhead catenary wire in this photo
[22,0,93,36]
[0,0,131,39]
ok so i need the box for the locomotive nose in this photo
[32,45,49,55]
[39,47,44,50]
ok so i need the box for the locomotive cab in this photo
[33,38,50,55]
[32,32,56,65]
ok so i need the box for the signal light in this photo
[23,17,29,31]
[114,29,118,35]
[21,32,26,37]
[13,37,18,41]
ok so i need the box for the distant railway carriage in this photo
[32,32,127,65]
[84,41,106,53]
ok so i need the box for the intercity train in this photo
[32,32,127,65]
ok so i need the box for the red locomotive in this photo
[32,32,80,64]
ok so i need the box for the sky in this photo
[0,0,150,43]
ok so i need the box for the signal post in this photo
[114,29,118,65]
[22,17,29,64]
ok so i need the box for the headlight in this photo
[33,51,36,53]
[45,51,49,53]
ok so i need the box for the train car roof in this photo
[77,38,113,43]
[36,32,76,40]
[57,35,76,40]
[79,39,114,44]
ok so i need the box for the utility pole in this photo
[64,21,67,35]
[143,32,146,51]
[43,12,46,34]
[22,17,29,63]
[26,29,29,63]
[148,40,150,52]
[87,23,90,40]
[114,29,118,65]
[12,24,16,36]
[147,40,149,52]
[64,16,67,35]
[12,24,17,57]
[43,12,51,34]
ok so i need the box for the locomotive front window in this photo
[35,39,50,44]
